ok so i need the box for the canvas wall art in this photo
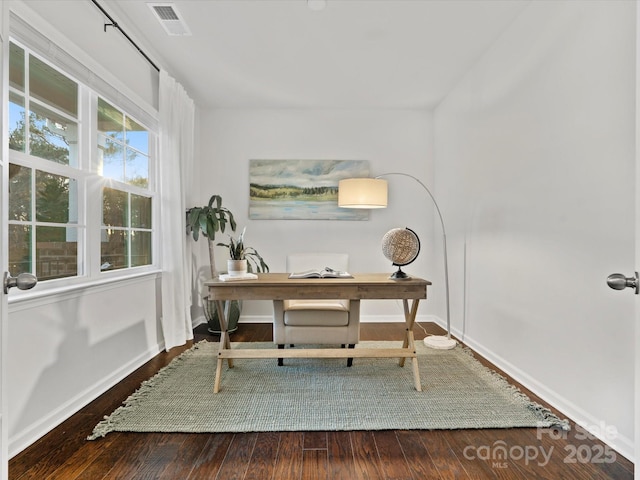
[249,159,370,220]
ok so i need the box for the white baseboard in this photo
[435,317,635,463]
[9,342,165,458]
[192,315,207,328]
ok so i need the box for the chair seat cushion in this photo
[284,299,349,311]
[284,309,350,326]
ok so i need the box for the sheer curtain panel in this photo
[159,70,195,350]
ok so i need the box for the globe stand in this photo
[389,266,411,280]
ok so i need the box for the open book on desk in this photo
[288,267,353,279]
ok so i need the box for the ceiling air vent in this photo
[147,3,191,36]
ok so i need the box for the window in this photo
[97,98,150,187]
[101,188,152,271]
[7,40,156,287]
[98,99,153,271]
[9,167,79,281]
[8,42,81,281]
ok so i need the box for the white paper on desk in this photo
[218,273,258,282]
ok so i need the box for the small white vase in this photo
[227,259,248,277]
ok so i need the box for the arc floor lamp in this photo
[338,173,457,350]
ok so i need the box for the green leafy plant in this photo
[186,194,236,242]
[217,227,270,273]
[185,194,238,278]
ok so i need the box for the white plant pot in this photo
[227,259,248,277]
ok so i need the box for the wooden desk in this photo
[205,273,430,393]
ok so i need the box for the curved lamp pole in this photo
[338,172,457,350]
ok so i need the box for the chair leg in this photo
[277,344,284,366]
[347,344,355,367]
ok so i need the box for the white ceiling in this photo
[105,0,530,109]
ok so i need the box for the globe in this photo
[381,227,421,279]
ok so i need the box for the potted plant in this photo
[217,227,270,276]
[186,194,236,278]
[186,194,241,333]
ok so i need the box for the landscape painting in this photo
[249,159,370,220]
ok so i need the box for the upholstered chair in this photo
[273,253,360,366]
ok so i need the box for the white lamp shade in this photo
[338,178,388,208]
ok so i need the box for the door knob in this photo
[3,272,37,294]
[606,272,639,294]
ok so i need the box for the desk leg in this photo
[400,299,422,392]
[214,356,223,394]
[214,300,234,366]
[399,299,418,366]
[213,300,234,393]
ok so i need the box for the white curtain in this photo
[159,70,195,351]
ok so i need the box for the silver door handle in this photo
[3,272,37,294]
[606,272,639,294]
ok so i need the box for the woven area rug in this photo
[89,341,568,439]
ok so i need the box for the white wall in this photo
[7,1,165,457]
[8,276,163,455]
[434,0,635,459]
[195,108,442,323]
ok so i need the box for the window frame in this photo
[93,94,157,278]
[7,38,159,297]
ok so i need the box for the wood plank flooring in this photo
[9,322,634,479]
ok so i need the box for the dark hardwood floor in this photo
[9,322,634,480]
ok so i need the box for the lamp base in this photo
[423,335,457,350]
